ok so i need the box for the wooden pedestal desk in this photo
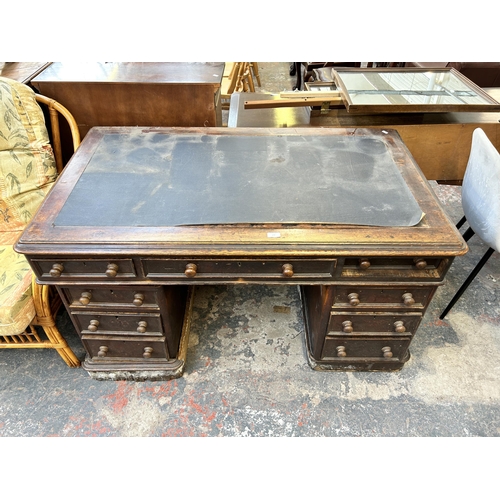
[15,127,467,380]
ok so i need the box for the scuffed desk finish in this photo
[15,127,467,378]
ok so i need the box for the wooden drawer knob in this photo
[348,293,360,306]
[79,291,92,305]
[137,321,148,333]
[394,321,406,333]
[382,346,393,358]
[133,293,144,306]
[49,263,64,277]
[358,258,371,270]
[342,320,353,333]
[184,263,197,278]
[336,346,347,357]
[402,293,415,306]
[282,263,294,278]
[98,345,108,357]
[143,347,153,358]
[87,319,99,332]
[105,263,119,278]
[413,258,427,269]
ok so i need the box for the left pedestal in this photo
[57,284,194,381]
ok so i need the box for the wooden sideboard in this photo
[31,62,224,163]
[15,127,467,380]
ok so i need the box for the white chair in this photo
[440,128,500,319]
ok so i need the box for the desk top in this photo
[16,127,467,258]
[32,62,224,85]
[54,128,423,228]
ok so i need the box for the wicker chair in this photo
[0,76,80,367]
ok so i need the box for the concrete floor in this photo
[1,63,499,438]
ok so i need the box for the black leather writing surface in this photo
[55,132,424,227]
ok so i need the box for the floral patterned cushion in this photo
[0,76,57,335]
[0,245,34,335]
[0,76,57,234]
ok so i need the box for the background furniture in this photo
[229,89,500,184]
[31,62,225,162]
[405,62,500,88]
[0,76,80,367]
[0,62,51,84]
[15,127,466,379]
[440,128,500,318]
[290,62,360,90]
[221,63,257,109]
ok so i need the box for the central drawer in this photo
[142,258,337,281]
[72,311,163,336]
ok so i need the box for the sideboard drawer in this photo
[60,287,161,309]
[328,312,423,335]
[31,259,137,280]
[322,336,412,361]
[72,312,163,336]
[81,335,169,360]
[142,258,337,281]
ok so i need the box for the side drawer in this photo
[340,257,452,282]
[60,287,161,310]
[328,312,423,335]
[322,336,412,361]
[142,258,337,281]
[30,258,137,281]
[332,285,435,311]
[81,335,168,360]
[72,312,163,336]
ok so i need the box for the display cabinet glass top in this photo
[333,68,500,114]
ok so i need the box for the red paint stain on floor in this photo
[103,381,132,413]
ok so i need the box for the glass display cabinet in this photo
[332,67,500,114]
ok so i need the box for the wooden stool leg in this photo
[251,62,261,86]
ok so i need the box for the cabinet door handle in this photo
[348,293,360,306]
[50,263,64,277]
[98,346,108,357]
[394,321,406,333]
[402,293,415,306]
[282,263,294,278]
[342,320,353,333]
[336,346,347,357]
[143,347,153,358]
[88,319,99,332]
[382,346,393,358]
[79,291,92,305]
[137,321,148,333]
[105,263,119,278]
[184,263,197,278]
[133,293,144,306]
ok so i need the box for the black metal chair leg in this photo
[440,247,495,319]
[456,215,467,229]
[462,226,475,242]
